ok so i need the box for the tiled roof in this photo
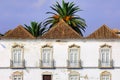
[86,24,120,39]
[3,25,35,39]
[1,23,120,39]
[40,19,82,39]
[4,30,12,35]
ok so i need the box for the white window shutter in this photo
[42,48,52,66]
[13,48,22,66]
[101,48,111,67]
[69,48,79,67]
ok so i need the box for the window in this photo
[13,48,22,64]
[69,49,78,63]
[12,71,23,80]
[69,71,80,80]
[41,45,53,68]
[42,49,51,64]
[99,44,113,68]
[68,44,80,68]
[11,44,24,68]
[101,71,111,80]
[101,48,110,64]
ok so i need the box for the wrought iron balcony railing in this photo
[98,59,113,69]
[67,60,82,69]
[10,60,25,69]
[40,60,55,69]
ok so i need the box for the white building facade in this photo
[0,20,120,80]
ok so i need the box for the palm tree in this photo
[44,0,87,36]
[24,22,46,37]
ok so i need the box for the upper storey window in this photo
[99,44,113,68]
[11,44,25,68]
[40,44,54,68]
[68,44,81,68]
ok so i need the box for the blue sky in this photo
[0,0,120,36]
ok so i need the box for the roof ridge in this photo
[3,25,35,39]
[4,30,12,35]
[40,19,82,39]
[17,25,35,38]
[53,19,82,37]
[4,29,13,37]
[86,24,120,39]
[102,25,120,38]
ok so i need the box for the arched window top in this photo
[42,44,53,48]
[12,44,24,54]
[101,71,111,76]
[12,71,23,76]
[101,71,111,80]
[12,44,24,48]
[42,71,52,75]
[69,71,80,76]
[69,44,80,48]
[12,71,23,80]
[69,71,80,80]
[100,44,111,48]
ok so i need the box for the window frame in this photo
[12,71,23,80]
[99,44,112,68]
[41,44,53,68]
[12,47,23,63]
[68,44,80,68]
[100,71,111,80]
[69,71,80,80]
[11,44,24,68]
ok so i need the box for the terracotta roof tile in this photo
[3,25,35,39]
[40,19,82,39]
[4,30,12,35]
[86,24,120,39]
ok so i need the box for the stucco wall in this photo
[0,39,120,80]
[0,69,119,80]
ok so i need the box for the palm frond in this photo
[24,22,47,37]
[44,0,87,36]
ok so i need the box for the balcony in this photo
[10,60,25,69]
[40,60,55,69]
[98,59,113,69]
[67,60,82,69]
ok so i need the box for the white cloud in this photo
[33,0,46,8]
